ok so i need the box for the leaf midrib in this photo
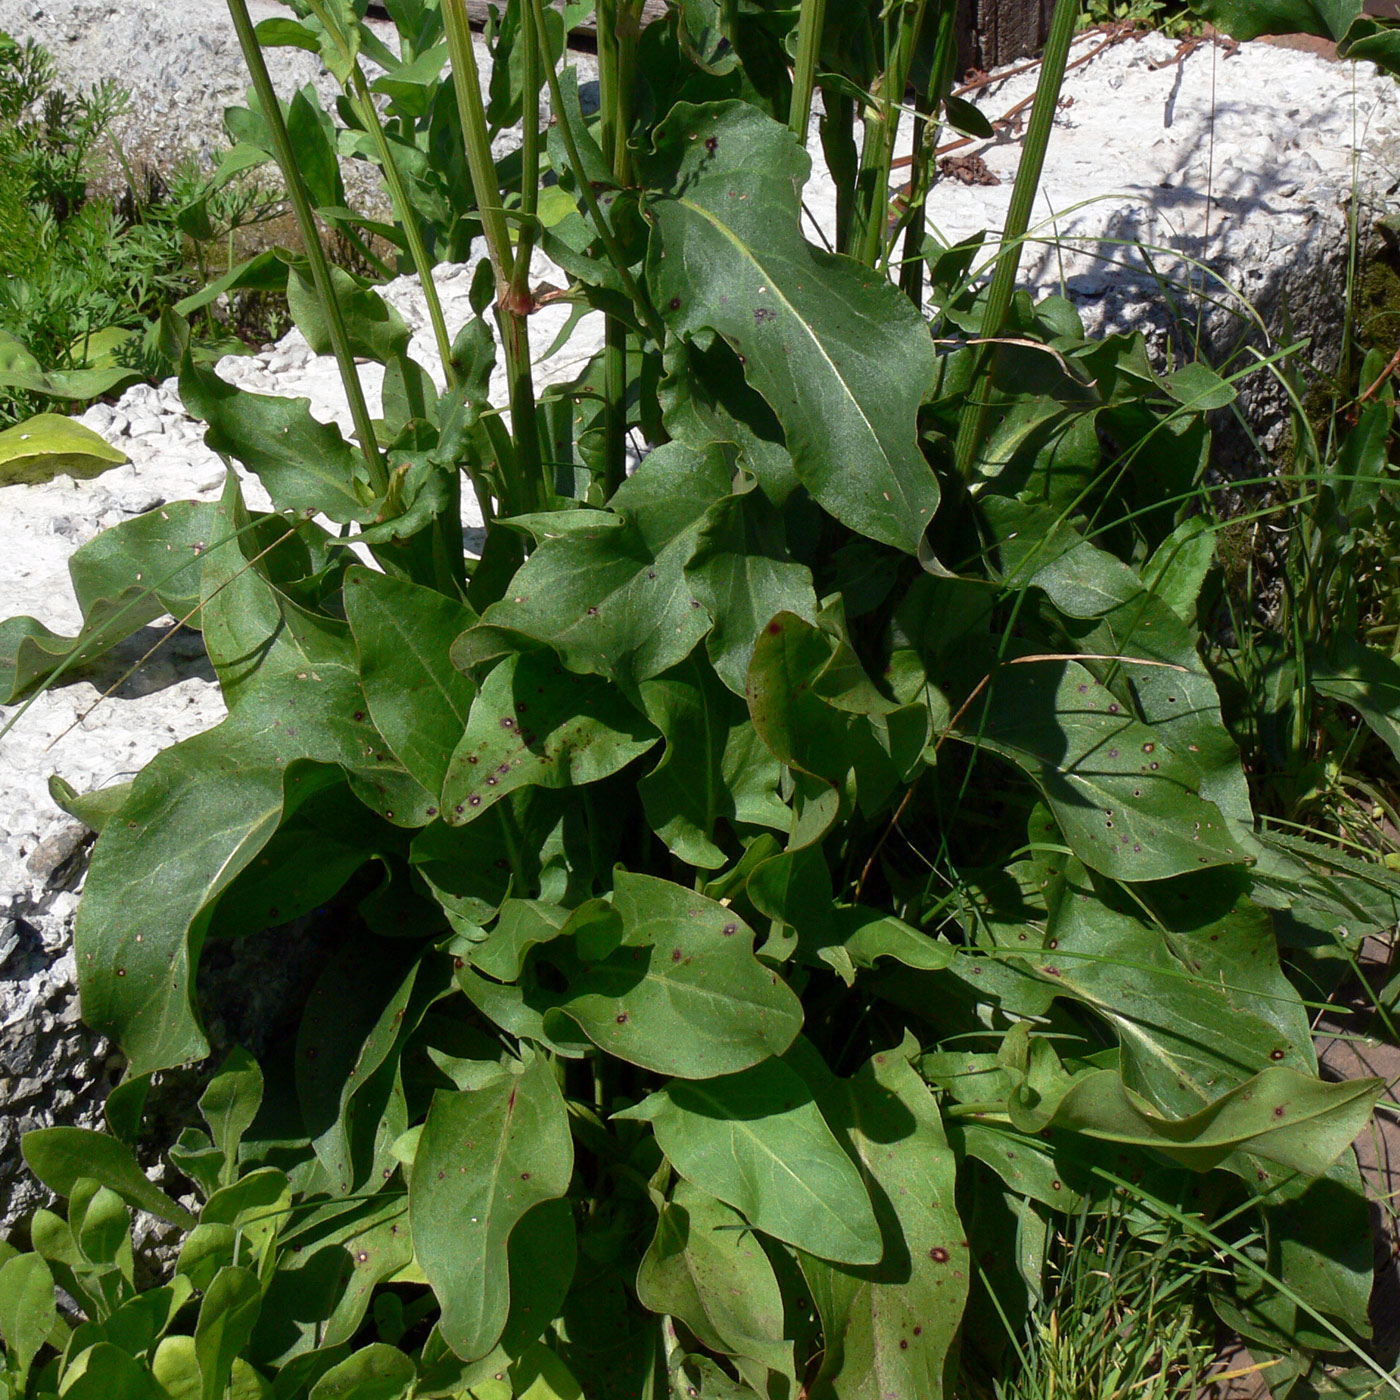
[680,1088,862,1243]
[671,193,918,524]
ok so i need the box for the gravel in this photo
[0,0,390,167]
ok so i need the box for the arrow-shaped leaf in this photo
[644,101,938,555]
[410,1055,574,1361]
[618,1058,882,1265]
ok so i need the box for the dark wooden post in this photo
[957,0,1054,74]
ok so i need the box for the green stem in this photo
[508,0,543,302]
[508,0,549,502]
[225,0,387,496]
[337,221,396,281]
[789,0,827,141]
[602,325,628,497]
[442,0,515,290]
[597,0,642,497]
[442,0,544,512]
[597,0,622,171]
[527,0,661,342]
[853,0,927,269]
[899,0,958,307]
[498,795,528,888]
[954,0,1079,479]
[349,64,457,390]
[824,89,858,256]
[301,0,468,590]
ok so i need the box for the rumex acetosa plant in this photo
[2,0,1399,1396]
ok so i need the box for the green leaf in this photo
[205,779,394,941]
[1311,635,1400,765]
[942,93,994,140]
[1142,517,1215,623]
[199,1047,264,1189]
[345,567,476,795]
[411,793,562,928]
[0,414,126,485]
[1184,0,1358,42]
[171,1132,224,1203]
[510,1343,585,1400]
[441,651,658,825]
[0,499,215,703]
[645,101,938,554]
[749,841,953,979]
[253,16,320,50]
[0,1253,55,1377]
[1329,400,1393,520]
[103,1278,194,1357]
[297,942,424,1195]
[61,1342,171,1400]
[152,1335,270,1400]
[21,1129,194,1228]
[202,1170,291,1271]
[1004,1040,1382,1178]
[1224,1156,1374,1350]
[498,1200,577,1356]
[51,774,134,835]
[636,1180,793,1388]
[195,1266,262,1400]
[1339,13,1400,71]
[79,756,333,1074]
[638,652,789,869]
[670,1355,762,1398]
[746,611,921,821]
[660,338,798,505]
[286,261,411,366]
[250,1195,412,1363]
[793,1038,967,1400]
[961,658,1245,881]
[1037,864,1316,1117]
[0,333,142,402]
[286,85,344,208]
[410,1054,574,1361]
[548,871,803,1077]
[70,1179,130,1267]
[76,481,428,1075]
[472,442,730,685]
[70,499,217,624]
[618,1058,882,1265]
[684,487,818,695]
[1016,524,1254,839]
[173,250,289,320]
[180,357,373,524]
[308,1344,415,1400]
[175,1225,235,1295]
[1164,361,1236,411]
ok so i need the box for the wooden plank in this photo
[958,0,1053,74]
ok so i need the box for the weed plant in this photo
[0,30,290,427]
[1080,0,1199,36]
[3,2,1400,1400]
